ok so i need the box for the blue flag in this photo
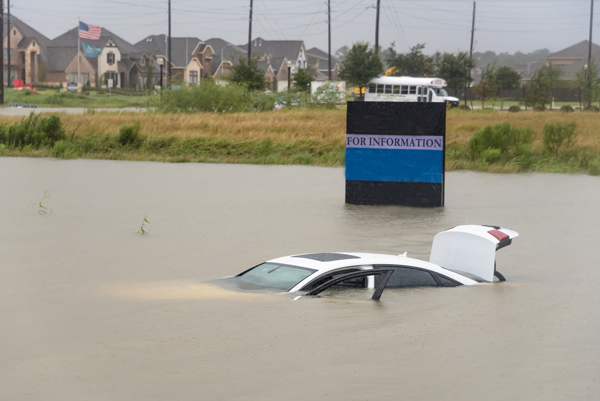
[82,41,102,58]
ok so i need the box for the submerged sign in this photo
[345,102,446,207]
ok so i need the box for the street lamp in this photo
[157,57,164,100]
[287,60,292,90]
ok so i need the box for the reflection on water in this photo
[1,158,599,400]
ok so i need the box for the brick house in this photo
[3,15,52,85]
[135,35,214,85]
[306,47,340,81]
[241,38,307,91]
[50,26,147,88]
[204,38,247,79]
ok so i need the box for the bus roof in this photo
[369,76,447,88]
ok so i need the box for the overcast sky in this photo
[9,0,598,55]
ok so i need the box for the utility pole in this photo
[248,0,253,59]
[465,1,476,106]
[587,0,594,109]
[328,0,331,80]
[1,0,4,105]
[375,0,381,52]
[7,0,10,88]
[168,0,172,86]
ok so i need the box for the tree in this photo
[473,63,498,108]
[292,67,313,92]
[524,63,561,108]
[335,46,350,62]
[338,42,383,101]
[494,65,521,94]
[145,61,153,91]
[574,57,600,109]
[493,65,521,109]
[433,51,474,99]
[229,57,267,91]
[383,43,433,77]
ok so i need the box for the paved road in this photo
[0,107,147,116]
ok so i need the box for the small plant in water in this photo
[37,190,51,214]
[138,216,150,234]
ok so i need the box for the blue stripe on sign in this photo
[345,148,443,183]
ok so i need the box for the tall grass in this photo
[154,82,276,113]
[1,109,600,175]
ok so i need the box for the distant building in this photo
[2,15,52,85]
[306,47,339,81]
[204,38,247,79]
[545,40,600,81]
[135,35,214,86]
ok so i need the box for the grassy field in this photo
[4,88,151,108]
[1,108,599,174]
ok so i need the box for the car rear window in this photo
[239,263,316,291]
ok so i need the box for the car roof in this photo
[267,252,475,284]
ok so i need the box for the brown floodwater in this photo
[1,157,599,400]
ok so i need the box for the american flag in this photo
[79,21,101,40]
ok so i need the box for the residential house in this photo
[306,47,339,80]
[3,15,52,85]
[241,38,307,91]
[135,35,214,85]
[204,38,246,79]
[544,40,600,81]
[47,25,151,89]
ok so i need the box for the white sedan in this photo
[217,225,519,300]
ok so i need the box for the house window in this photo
[151,59,154,66]
[141,57,145,66]
[189,71,198,85]
[71,73,78,84]
[81,73,89,86]
[107,52,115,65]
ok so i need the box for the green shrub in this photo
[457,105,471,111]
[156,81,275,113]
[2,113,66,148]
[469,122,534,160]
[118,121,141,146]
[589,158,600,176]
[481,148,502,164]
[542,122,577,157]
[533,105,546,112]
[51,140,81,158]
[508,105,520,113]
[560,105,574,113]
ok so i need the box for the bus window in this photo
[409,86,416,94]
[384,85,392,94]
[392,86,400,95]
[401,86,408,95]
[377,85,384,94]
[368,84,376,93]
[417,87,422,95]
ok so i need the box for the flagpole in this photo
[77,17,80,92]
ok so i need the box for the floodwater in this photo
[1,157,599,400]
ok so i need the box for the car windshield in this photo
[435,88,448,97]
[239,263,316,291]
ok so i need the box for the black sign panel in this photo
[345,102,446,207]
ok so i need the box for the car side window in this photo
[301,269,365,291]
[434,274,459,287]
[375,266,438,288]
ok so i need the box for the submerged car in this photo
[215,225,519,300]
